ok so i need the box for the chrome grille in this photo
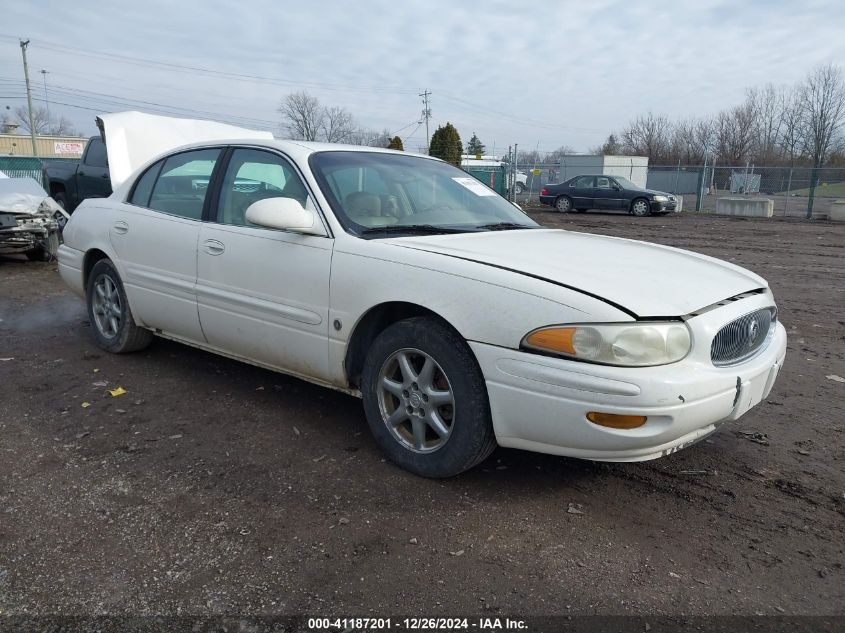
[711,307,777,366]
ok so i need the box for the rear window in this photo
[85,138,108,168]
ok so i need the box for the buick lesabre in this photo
[58,113,787,477]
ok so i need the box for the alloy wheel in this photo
[91,273,122,339]
[376,348,455,453]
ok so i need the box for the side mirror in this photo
[244,197,323,235]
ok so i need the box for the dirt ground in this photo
[1,212,843,621]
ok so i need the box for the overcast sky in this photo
[2,0,844,154]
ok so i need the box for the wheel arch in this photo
[83,248,112,289]
[630,196,651,214]
[344,301,464,390]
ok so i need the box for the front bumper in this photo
[650,199,677,212]
[470,296,787,461]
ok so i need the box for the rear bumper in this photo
[57,244,86,298]
[470,317,787,462]
[539,195,556,206]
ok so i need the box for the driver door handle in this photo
[202,239,225,256]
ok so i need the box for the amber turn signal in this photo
[586,412,648,429]
[524,327,577,355]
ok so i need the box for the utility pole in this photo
[19,39,38,156]
[40,69,50,123]
[419,90,431,154]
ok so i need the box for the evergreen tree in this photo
[387,136,404,150]
[429,122,463,166]
[466,132,485,156]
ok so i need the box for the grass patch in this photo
[786,181,845,197]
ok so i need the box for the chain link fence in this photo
[0,156,79,190]
[507,159,845,218]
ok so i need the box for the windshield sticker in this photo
[452,177,497,196]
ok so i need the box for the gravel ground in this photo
[0,212,843,621]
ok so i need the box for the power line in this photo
[0,35,416,97]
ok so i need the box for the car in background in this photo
[540,174,678,216]
[0,176,67,260]
[42,136,111,224]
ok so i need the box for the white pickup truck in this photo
[460,156,528,194]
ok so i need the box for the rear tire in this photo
[513,182,525,195]
[555,196,572,213]
[361,317,496,478]
[86,259,154,353]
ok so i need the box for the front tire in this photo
[361,317,496,478]
[513,182,525,195]
[86,259,154,353]
[25,232,59,261]
[555,196,572,213]
[631,198,651,216]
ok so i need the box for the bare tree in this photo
[544,145,575,162]
[798,63,845,168]
[322,106,356,143]
[715,101,757,164]
[14,106,49,134]
[620,112,671,161]
[747,84,786,163]
[14,106,77,136]
[778,87,804,166]
[279,91,324,141]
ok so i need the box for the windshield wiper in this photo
[474,222,537,231]
[360,224,472,236]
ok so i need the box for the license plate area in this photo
[727,363,778,420]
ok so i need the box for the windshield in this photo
[309,151,538,236]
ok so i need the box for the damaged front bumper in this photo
[0,213,59,254]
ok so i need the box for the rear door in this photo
[567,175,595,209]
[109,147,222,343]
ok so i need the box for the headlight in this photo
[652,195,668,202]
[521,322,692,366]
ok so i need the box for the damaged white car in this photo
[0,177,68,261]
[58,112,786,477]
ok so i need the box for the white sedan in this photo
[58,114,786,477]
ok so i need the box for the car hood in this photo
[0,177,64,217]
[97,111,274,190]
[384,229,766,317]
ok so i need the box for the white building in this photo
[558,155,649,188]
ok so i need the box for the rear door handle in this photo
[112,221,129,235]
[202,239,225,255]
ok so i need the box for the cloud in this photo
[1,0,843,152]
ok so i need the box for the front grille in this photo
[711,307,777,366]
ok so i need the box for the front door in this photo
[195,147,333,380]
[594,175,623,210]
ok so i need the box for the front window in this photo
[309,151,537,236]
[215,148,309,226]
[613,176,638,189]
